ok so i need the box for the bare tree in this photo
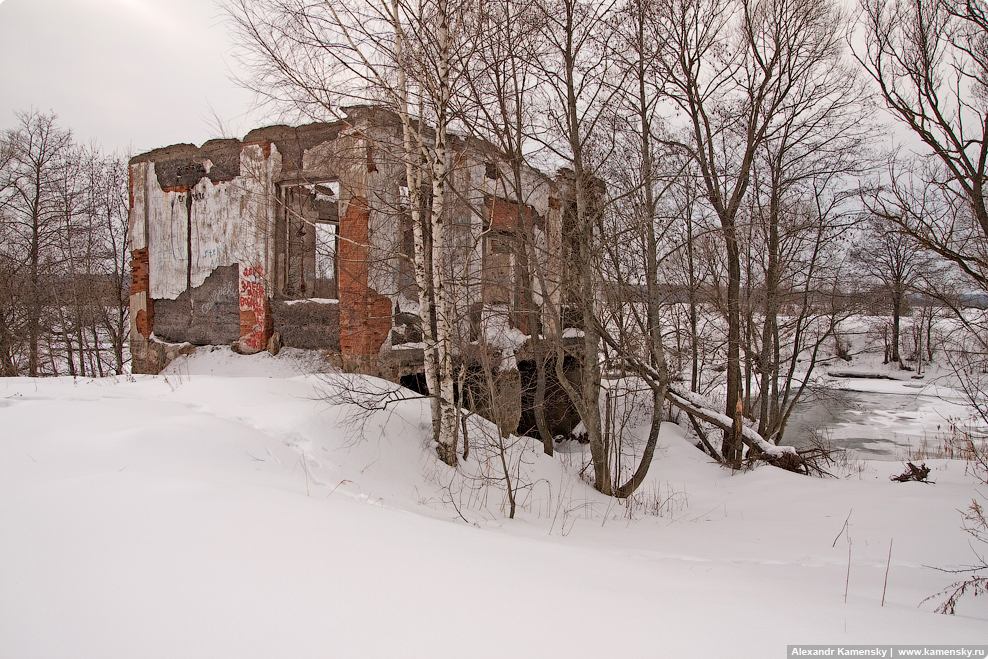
[453,0,564,455]
[0,252,22,376]
[85,153,131,375]
[858,0,988,280]
[743,29,872,443]
[651,0,858,465]
[0,113,131,377]
[0,111,76,376]
[525,0,623,493]
[0,132,22,375]
[853,215,934,366]
[745,183,859,444]
[856,0,988,421]
[583,0,681,494]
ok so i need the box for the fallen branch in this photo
[685,411,723,462]
[666,388,806,472]
[891,462,932,483]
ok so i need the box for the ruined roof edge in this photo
[127,105,408,166]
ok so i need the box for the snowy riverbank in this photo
[1,347,985,657]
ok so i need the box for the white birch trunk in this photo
[394,2,442,444]
[431,0,458,466]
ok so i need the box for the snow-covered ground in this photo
[1,346,986,658]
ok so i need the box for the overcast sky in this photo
[0,0,911,164]
[0,0,261,156]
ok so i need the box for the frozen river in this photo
[785,375,974,460]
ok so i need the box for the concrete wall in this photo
[153,264,240,345]
[271,300,340,351]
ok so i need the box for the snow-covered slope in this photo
[1,347,985,658]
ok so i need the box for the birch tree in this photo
[227,0,478,464]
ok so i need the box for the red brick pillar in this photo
[338,195,392,371]
[129,247,154,339]
[239,264,271,353]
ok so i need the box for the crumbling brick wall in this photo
[239,265,272,352]
[128,109,565,392]
[338,195,392,371]
[129,247,153,339]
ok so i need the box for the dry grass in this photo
[907,421,988,484]
[622,481,690,520]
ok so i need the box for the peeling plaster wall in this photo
[189,178,240,289]
[128,162,157,373]
[142,144,282,298]
[364,140,403,305]
[128,107,564,380]
[146,168,190,301]
[129,141,283,360]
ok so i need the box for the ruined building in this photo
[128,106,578,431]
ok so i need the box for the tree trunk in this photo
[393,8,451,461]
[891,296,902,365]
[613,387,665,497]
[429,0,458,467]
[722,221,744,467]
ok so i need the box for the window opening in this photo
[279,181,339,299]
